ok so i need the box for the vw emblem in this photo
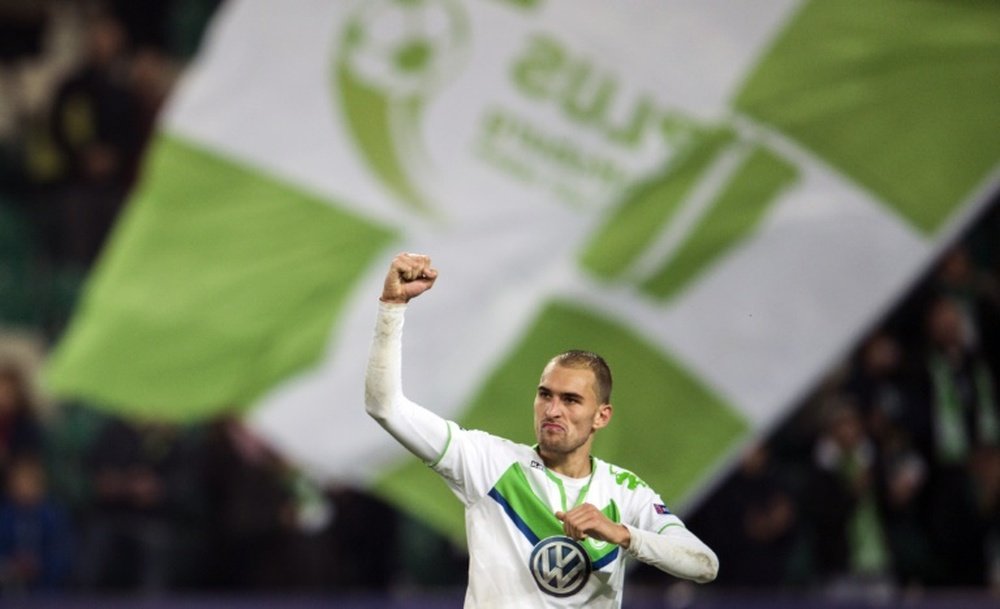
[529,536,592,597]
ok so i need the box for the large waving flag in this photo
[46,0,1000,538]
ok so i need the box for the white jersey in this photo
[431,423,684,608]
[364,301,716,608]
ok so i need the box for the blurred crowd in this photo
[690,212,1000,597]
[0,0,205,336]
[1,0,1000,602]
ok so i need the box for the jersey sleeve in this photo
[430,425,525,507]
[623,480,685,534]
[619,475,719,583]
[364,301,451,463]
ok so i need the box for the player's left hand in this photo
[556,503,631,548]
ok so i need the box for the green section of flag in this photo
[374,301,748,541]
[735,0,1000,233]
[642,145,797,300]
[45,134,395,420]
[581,128,734,279]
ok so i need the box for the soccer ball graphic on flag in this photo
[342,0,469,97]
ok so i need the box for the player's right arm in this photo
[364,253,450,463]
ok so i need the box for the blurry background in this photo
[0,0,999,607]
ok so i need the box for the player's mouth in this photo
[541,421,564,432]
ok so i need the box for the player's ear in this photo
[593,403,612,430]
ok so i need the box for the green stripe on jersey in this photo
[493,463,565,539]
[491,464,620,565]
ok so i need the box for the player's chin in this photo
[537,436,567,453]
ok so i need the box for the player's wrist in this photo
[616,524,632,549]
[378,298,408,313]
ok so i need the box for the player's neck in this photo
[538,447,592,479]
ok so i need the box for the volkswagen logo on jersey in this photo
[529,536,592,597]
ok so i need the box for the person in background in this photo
[0,455,72,594]
[76,419,202,592]
[806,399,893,596]
[46,10,140,265]
[912,295,999,586]
[847,332,933,584]
[202,418,303,590]
[0,366,42,474]
[691,443,798,587]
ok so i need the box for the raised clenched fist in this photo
[381,252,438,304]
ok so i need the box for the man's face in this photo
[929,299,967,350]
[534,363,611,457]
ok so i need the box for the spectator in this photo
[848,332,908,425]
[0,366,42,473]
[203,419,352,591]
[915,296,998,467]
[845,331,934,584]
[806,399,893,593]
[691,443,798,587]
[45,10,141,265]
[76,419,203,592]
[911,295,999,586]
[201,419,298,590]
[869,403,933,587]
[0,454,72,594]
[932,246,1000,356]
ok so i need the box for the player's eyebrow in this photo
[538,384,584,402]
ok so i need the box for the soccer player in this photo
[365,252,718,608]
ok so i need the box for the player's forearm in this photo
[364,301,450,463]
[365,301,407,419]
[623,524,719,583]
